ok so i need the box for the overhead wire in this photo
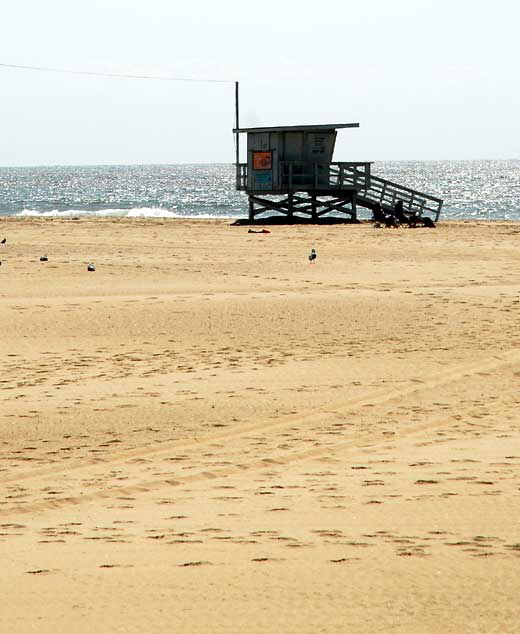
[0,62,235,84]
[0,61,240,161]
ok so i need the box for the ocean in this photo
[0,160,518,220]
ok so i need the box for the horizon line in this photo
[1,157,518,169]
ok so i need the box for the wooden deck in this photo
[237,162,443,222]
[236,161,371,194]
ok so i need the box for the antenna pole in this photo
[235,81,240,185]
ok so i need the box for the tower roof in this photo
[233,123,359,133]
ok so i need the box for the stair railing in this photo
[342,166,443,221]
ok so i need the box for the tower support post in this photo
[245,191,357,223]
[311,194,318,220]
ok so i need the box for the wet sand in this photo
[1,217,519,632]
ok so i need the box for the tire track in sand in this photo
[0,349,518,517]
[1,349,518,486]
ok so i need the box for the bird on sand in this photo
[308,248,317,263]
[40,255,48,262]
[1,238,6,244]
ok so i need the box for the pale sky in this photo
[1,0,519,165]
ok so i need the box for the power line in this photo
[0,62,235,84]
[0,61,241,160]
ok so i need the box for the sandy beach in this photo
[0,217,519,633]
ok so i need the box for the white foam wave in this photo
[15,207,235,219]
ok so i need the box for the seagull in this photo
[87,263,96,272]
[1,238,6,244]
[308,248,317,263]
[40,255,48,262]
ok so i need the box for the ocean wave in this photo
[14,207,236,219]
[2,161,519,221]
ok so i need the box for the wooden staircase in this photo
[336,164,443,221]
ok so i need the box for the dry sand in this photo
[0,217,519,633]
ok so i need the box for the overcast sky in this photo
[1,0,519,165]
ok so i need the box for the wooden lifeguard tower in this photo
[233,122,443,223]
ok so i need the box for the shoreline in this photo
[1,215,520,225]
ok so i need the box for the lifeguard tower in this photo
[233,123,443,223]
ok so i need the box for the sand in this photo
[0,216,519,633]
